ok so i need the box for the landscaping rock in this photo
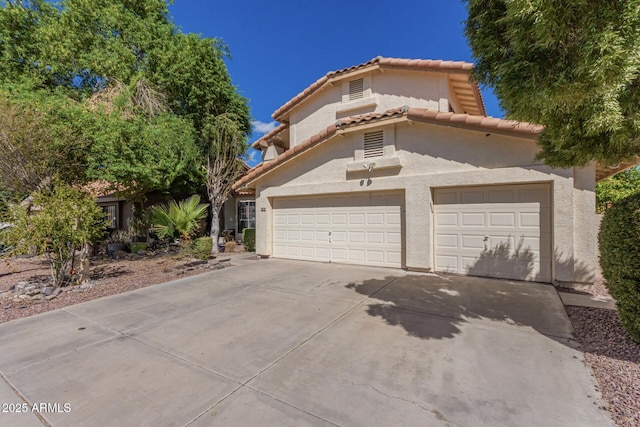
[17,294,31,300]
[113,250,128,259]
[1,252,237,324]
[15,282,28,291]
[41,286,55,296]
[30,294,44,300]
[80,281,95,290]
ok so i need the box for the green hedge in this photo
[598,192,640,342]
[242,228,255,252]
[190,236,213,260]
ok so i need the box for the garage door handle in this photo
[483,236,489,241]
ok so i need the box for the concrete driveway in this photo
[0,258,613,427]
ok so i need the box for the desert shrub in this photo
[150,195,208,241]
[224,241,236,253]
[190,236,213,260]
[3,183,107,286]
[242,228,255,252]
[598,192,640,342]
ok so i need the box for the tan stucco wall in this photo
[253,121,597,283]
[288,69,453,147]
[370,69,450,113]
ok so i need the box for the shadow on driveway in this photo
[347,272,578,348]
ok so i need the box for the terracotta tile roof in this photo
[272,56,476,121]
[82,180,127,199]
[251,123,289,149]
[234,188,255,196]
[233,108,542,190]
[405,108,541,135]
[335,107,409,128]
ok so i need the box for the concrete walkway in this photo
[0,259,614,427]
[558,291,617,310]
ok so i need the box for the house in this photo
[233,56,635,284]
[84,181,135,232]
[222,162,256,242]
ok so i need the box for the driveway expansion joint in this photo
[294,368,457,426]
[1,371,50,426]
[185,275,403,427]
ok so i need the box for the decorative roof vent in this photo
[363,130,384,159]
[349,78,364,101]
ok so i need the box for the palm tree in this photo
[150,195,208,242]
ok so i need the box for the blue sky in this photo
[168,0,502,164]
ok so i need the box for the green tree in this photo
[3,182,107,286]
[464,0,640,167]
[147,32,251,251]
[148,33,251,137]
[0,82,91,195]
[0,0,57,86]
[596,167,640,213]
[0,0,174,92]
[0,0,250,206]
[84,91,202,203]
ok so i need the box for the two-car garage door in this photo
[433,184,551,282]
[272,192,403,268]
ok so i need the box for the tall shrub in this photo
[598,192,640,342]
[242,228,255,252]
[3,183,107,286]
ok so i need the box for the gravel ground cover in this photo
[0,252,236,324]
[560,278,639,427]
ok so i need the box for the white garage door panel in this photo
[272,193,403,268]
[434,184,551,282]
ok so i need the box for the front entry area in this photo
[433,183,552,282]
[272,192,403,268]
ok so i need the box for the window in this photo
[102,205,118,230]
[237,200,256,232]
[363,130,384,159]
[349,78,364,101]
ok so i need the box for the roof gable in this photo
[272,56,485,121]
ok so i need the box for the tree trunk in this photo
[209,201,220,254]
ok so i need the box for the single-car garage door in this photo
[273,192,403,268]
[434,184,551,282]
